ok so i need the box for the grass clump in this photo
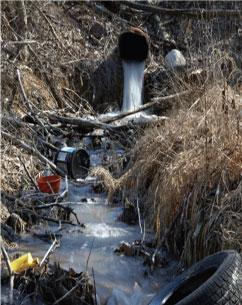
[130,85,242,265]
[96,84,242,265]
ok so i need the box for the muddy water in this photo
[9,149,177,305]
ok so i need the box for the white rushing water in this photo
[122,61,145,112]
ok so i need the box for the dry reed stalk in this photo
[96,85,242,265]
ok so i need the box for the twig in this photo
[18,156,39,191]
[2,130,66,176]
[86,237,95,271]
[92,267,98,305]
[1,245,14,305]
[59,175,68,199]
[1,245,13,276]
[39,239,58,267]
[47,181,55,194]
[41,216,80,226]
[33,4,64,48]
[34,202,82,226]
[27,45,66,109]
[3,40,37,44]
[18,0,28,60]
[16,69,33,112]
[16,69,50,135]
[136,198,143,235]
[52,278,86,305]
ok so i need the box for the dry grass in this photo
[1,137,42,193]
[96,85,242,265]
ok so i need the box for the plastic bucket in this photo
[55,147,90,179]
[37,175,61,194]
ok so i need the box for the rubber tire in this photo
[148,250,242,305]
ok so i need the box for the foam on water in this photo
[122,61,145,112]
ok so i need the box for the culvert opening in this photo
[119,29,149,62]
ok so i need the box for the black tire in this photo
[149,250,242,305]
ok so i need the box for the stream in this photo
[4,145,177,305]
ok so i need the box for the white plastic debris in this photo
[164,49,186,70]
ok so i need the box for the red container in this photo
[37,175,61,194]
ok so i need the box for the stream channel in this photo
[4,138,177,305]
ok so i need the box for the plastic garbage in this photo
[55,147,90,179]
[37,175,61,193]
[10,253,39,273]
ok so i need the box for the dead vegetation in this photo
[1,261,95,305]
[1,0,242,281]
[97,84,242,265]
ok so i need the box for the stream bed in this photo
[4,148,177,305]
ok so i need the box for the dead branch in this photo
[92,267,98,305]
[52,277,87,305]
[3,40,37,45]
[120,1,242,18]
[1,245,14,305]
[33,4,64,48]
[39,239,58,267]
[41,216,81,226]
[34,202,82,226]
[48,114,116,132]
[1,245,13,276]
[2,131,65,176]
[16,69,50,136]
[17,0,28,60]
[27,45,65,109]
[18,156,39,191]
[101,90,191,124]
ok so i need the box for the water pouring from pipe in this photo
[119,28,149,112]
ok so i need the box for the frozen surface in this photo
[9,150,177,305]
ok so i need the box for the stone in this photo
[165,49,186,70]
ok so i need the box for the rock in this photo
[164,49,186,70]
[90,22,107,40]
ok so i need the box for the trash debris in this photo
[10,253,39,273]
[37,175,61,194]
[55,147,90,179]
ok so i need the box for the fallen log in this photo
[120,1,242,18]
[48,114,116,132]
[101,90,190,124]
